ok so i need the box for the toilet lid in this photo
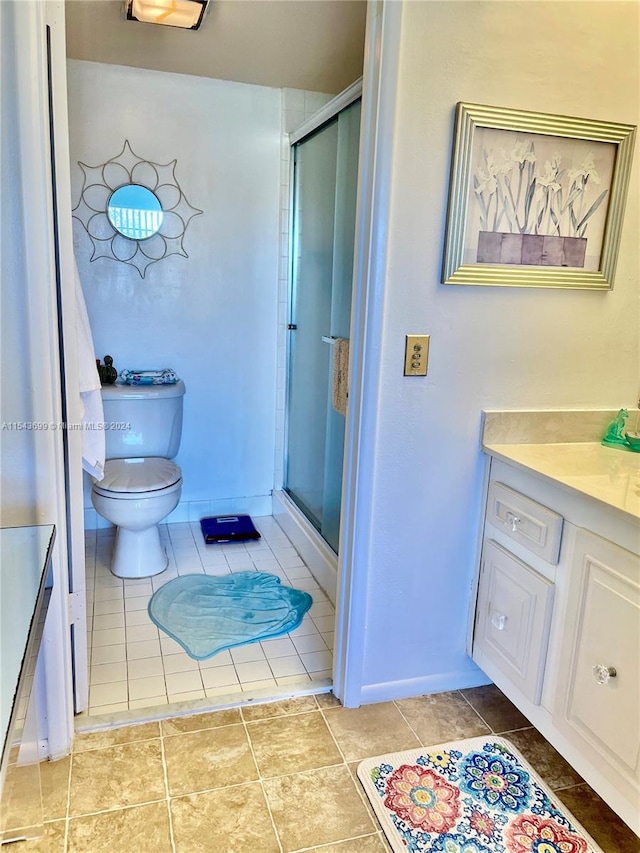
[98,458,182,493]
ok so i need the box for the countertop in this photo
[483,441,640,523]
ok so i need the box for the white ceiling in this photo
[65,0,367,94]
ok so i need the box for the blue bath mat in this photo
[147,571,313,660]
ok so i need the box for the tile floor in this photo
[3,686,638,852]
[82,517,334,717]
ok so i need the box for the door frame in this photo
[332,0,404,707]
[5,0,84,757]
[46,0,89,716]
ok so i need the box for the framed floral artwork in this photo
[442,103,636,289]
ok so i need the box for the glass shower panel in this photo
[286,120,339,529]
[285,99,361,553]
[321,100,361,551]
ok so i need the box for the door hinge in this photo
[68,590,85,626]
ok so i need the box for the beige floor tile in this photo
[40,756,70,821]
[555,783,639,853]
[163,724,258,796]
[323,702,420,762]
[505,728,584,790]
[395,690,490,745]
[73,721,160,753]
[241,695,318,721]
[346,760,383,826]
[0,762,43,833]
[263,765,374,852]
[247,711,342,777]
[315,692,342,709]
[8,820,66,852]
[161,708,241,736]
[67,802,172,853]
[69,740,165,815]
[460,684,531,732]
[171,783,280,853]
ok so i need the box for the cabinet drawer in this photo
[554,529,640,790]
[487,481,563,564]
[474,539,554,704]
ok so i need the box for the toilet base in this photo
[111,525,168,579]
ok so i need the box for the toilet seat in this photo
[93,458,182,498]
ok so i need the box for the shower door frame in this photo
[284,80,362,557]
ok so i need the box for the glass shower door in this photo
[285,99,361,553]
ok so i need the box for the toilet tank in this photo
[101,380,186,460]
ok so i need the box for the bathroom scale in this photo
[200,514,261,544]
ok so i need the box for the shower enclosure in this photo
[284,94,361,554]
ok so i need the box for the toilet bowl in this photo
[92,458,182,578]
[91,380,186,579]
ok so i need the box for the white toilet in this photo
[91,380,186,578]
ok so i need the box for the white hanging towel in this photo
[74,259,105,480]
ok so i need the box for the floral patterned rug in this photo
[357,735,602,853]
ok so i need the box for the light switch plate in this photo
[404,334,430,376]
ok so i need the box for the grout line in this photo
[456,688,496,733]
[240,709,285,853]
[292,831,385,852]
[64,797,169,824]
[62,746,73,853]
[315,701,380,828]
[553,781,587,793]
[321,706,390,842]
[497,724,534,735]
[159,726,177,853]
[390,698,424,746]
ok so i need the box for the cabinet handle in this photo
[490,612,507,631]
[592,664,617,685]
[505,511,521,532]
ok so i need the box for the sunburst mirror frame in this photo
[72,140,203,278]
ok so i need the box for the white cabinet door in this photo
[554,528,640,800]
[474,539,554,704]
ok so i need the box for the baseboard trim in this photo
[359,664,492,705]
[84,494,274,530]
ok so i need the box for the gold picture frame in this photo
[442,103,636,289]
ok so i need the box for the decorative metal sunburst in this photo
[72,140,203,278]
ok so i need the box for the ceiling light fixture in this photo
[125,0,209,30]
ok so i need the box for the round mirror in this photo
[107,184,164,240]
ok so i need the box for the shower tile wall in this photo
[274,88,335,490]
[83,517,334,716]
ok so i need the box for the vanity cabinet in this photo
[471,454,640,834]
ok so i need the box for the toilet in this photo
[91,380,186,578]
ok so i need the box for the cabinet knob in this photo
[490,612,507,631]
[505,511,521,532]
[592,664,617,685]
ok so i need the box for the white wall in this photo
[66,61,282,524]
[1,3,39,525]
[355,0,639,700]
